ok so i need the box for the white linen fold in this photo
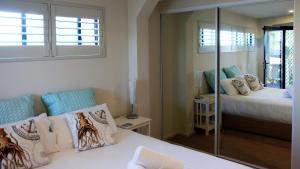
[128,146,184,169]
[127,160,146,169]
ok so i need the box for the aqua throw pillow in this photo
[223,65,243,78]
[0,95,35,125]
[42,88,96,116]
[204,70,227,94]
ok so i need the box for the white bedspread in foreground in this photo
[222,87,292,124]
[39,130,250,169]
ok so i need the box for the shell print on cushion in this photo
[75,112,105,151]
[88,110,108,125]
[232,78,251,95]
[246,75,256,83]
[244,74,263,91]
[233,79,244,88]
[12,119,40,141]
[0,128,32,169]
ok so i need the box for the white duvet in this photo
[39,130,250,169]
[221,87,292,124]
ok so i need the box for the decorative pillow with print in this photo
[232,77,251,96]
[0,119,49,169]
[244,74,264,91]
[65,105,115,151]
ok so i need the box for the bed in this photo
[39,129,250,169]
[221,87,292,140]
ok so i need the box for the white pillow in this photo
[68,104,117,133]
[220,78,239,96]
[49,115,74,151]
[0,115,50,168]
[64,104,115,151]
[34,113,59,154]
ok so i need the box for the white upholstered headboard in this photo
[194,70,211,95]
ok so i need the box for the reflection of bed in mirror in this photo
[221,87,292,141]
[196,70,292,141]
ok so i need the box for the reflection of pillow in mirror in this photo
[204,69,227,94]
[232,77,251,96]
[244,74,263,91]
[223,65,243,78]
[220,78,239,96]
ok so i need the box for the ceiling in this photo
[225,0,294,19]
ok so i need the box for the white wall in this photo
[0,0,129,117]
[149,5,162,138]
[128,0,145,82]
[135,0,161,138]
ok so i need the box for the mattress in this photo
[221,87,292,124]
[39,130,250,169]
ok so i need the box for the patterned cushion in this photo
[244,74,264,91]
[223,65,243,78]
[0,95,35,125]
[64,104,116,151]
[232,77,251,95]
[220,78,239,96]
[42,88,96,116]
[204,69,227,94]
[0,118,49,168]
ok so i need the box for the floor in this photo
[167,129,291,169]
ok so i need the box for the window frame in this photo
[198,20,256,53]
[0,0,105,63]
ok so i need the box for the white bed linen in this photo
[221,87,292,124]
[39,130,250,169]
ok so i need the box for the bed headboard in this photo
[195,70,211,95]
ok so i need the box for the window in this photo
[51,5,104,57]
[246,32,255,47]
[56,17,99,46]
[220,30,232,46]
[198,21,256,53]
[0,1,48,59]
[232,31,245,47]
[0,12,44,46]
[199,28,215,46]
[0,0,104,62]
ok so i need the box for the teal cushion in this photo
[204,70,227,94]
[223,65,243,78]
[0,95,35,125]
[42,88,96,116]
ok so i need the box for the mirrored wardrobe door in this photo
[161,8,217,154]
[219,1,293,168]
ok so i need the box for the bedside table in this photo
[115,115,151,136]
[194,94,215,135]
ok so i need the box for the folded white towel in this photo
[127,160,146,169]
[128,146,184,169]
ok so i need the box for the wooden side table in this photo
[194,94,215,135]
[115,115,152,136]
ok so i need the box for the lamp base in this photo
[126,113,139,119]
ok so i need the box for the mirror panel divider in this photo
[214,7,221,156]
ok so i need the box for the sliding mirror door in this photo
[161,9,217,154]
[219,1,293,168]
